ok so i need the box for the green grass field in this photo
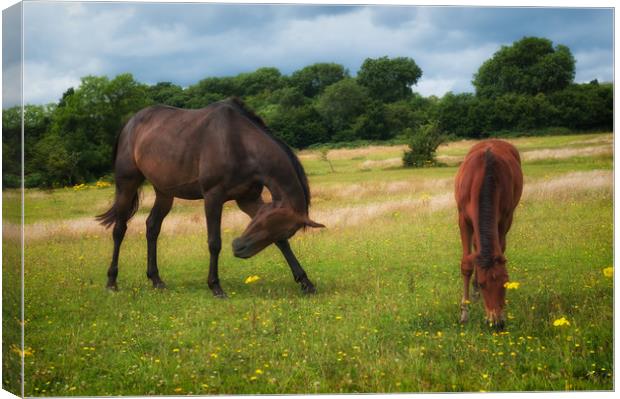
[2,133,613,395]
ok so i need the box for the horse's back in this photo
[455,139,523,213]
[116,104,228,196]
[117,101,278,199]
[463,139,520,165]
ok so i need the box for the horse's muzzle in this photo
[232,238,252,259]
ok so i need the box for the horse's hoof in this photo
[301,281,317,295]
[152,280,167,289]
[106,282,118,291]
[491,320,505,332]
[213,291,228,299]
[210,285,227,299]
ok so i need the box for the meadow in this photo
[2,133,613,395]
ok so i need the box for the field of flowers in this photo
[2,133,613,395]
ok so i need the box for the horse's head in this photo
[232,204,324,258]
[476,255,509,330]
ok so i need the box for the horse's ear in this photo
[304,218,326,228]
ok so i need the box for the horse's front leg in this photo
[275,240,316,294]
[459,214,474,323]
[236,196,316,295]
[204,192,226,298]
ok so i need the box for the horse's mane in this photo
[478,148,496,269]
[223,97,311,213]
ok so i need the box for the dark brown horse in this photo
[96,98,324,297]
[454,139,523,329]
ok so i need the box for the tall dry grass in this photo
[10,170,611,242]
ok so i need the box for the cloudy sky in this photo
[2,1,614,106]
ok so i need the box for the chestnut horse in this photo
[96,98,324,297]
[454,139,523,329]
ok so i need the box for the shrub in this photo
[402,123,444,168]
[3,174,21,188]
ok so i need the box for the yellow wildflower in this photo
[553,317,570,327]
[11,345,33,357]
[174,387,183,393]
[244,275,261,284]
[255,369,263,375]
[95,180,111,188]
[504,281,520,290]
[603,267,613,278]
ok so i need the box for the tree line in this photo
[2,36,613,188]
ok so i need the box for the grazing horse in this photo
[454,139,523,329]
[96,98,324,297]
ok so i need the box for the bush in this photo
[24,173,45,189]
[3,174,21,188]
[402,123,444,168]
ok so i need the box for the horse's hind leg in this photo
[106,177,143,290]
[236,196,316,294]
[145,191,173,288]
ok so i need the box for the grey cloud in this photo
[13,2,615,105]
[3,3,22,107]
[424,7,613,49]
[369,5,418,29]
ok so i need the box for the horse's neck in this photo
[249,133,308,215]
[263,173,307,215]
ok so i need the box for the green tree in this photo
[269,86,308,108]
[351,101,389,140]
[2,106,22,187]
[384,94,436,137]
[43,73,150,184]
[268,104,328,149]
[290,63,349,98]
[473,36,575,98]
[315,78,369,136]
[235,67,284,97]
[2,104,56,187]
[357,56,422,103]
[147,82,188,107]
[436,92,483,138]
[549,82,613,130]
[184,76,238,108]
[30,134,79,187]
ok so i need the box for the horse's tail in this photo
[95,189,141,229]
[478,148,496,268]
[95,122,141,228]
